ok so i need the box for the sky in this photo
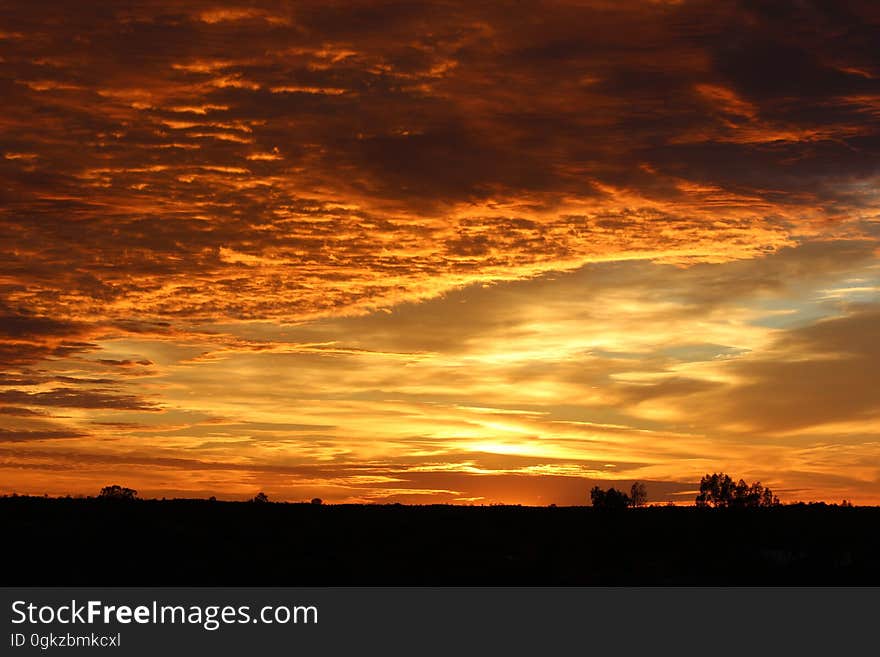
[1,0,879,504]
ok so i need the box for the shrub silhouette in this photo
[252,492,270,503]
[695,473,779,508]
[97,485,138,501]
[311,498,323,505]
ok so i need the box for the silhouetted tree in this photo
[252,492,269,503]
[590,486,603,506]
[696,473,778,508]
[590,486,631,511]
[311,497,323,505]
[695,473,733,508]
[98,485,138,501]
[762,487,778,507]
[630,481,648,507]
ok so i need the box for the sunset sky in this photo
[1,0,879,504]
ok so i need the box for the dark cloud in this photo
[0,388,158,411]
[96,359,153,367]
[54,376,117,385]
[0,0,876,320]
[0,406,46,417]
[0,314,85,339]
[0,428,85,442]
[0,376,46,386]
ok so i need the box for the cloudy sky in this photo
[1,0,878,504]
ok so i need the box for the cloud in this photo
[703,306,880,433]
[0,313,85,339]
[0,1,877,322]
[0,407,46,417]
[0,388,158,411]
[0,429,85,442]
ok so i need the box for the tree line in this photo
[590,473,781,510]
[694,473,779,508]
[26,474,791,508]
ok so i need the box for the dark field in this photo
[4,497,879,585]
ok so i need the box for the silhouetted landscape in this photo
[4,495,878,585]
[4,1,880,609]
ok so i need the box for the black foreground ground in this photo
[4,498,878,585]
